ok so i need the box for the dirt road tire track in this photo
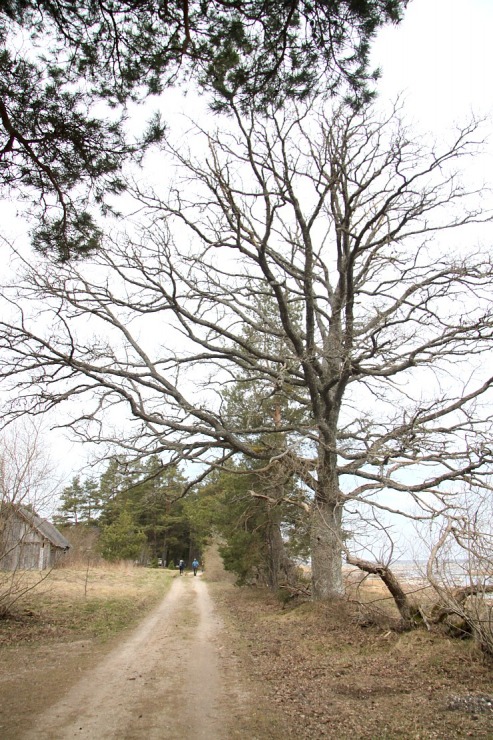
[23,576,247,739]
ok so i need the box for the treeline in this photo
[55,455,309,585]
[55,456,200,567]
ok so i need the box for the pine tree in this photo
[98,509,146,562]
[1,1,406,258]
[96,455,191,565]
[55,476,86,525]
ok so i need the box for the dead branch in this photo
[248,489,310,513]
[346,553,416,629]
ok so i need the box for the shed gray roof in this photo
[17,506,71,549]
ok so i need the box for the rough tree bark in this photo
[311,499,344,599]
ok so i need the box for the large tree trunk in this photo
[266,515,299,591]
[310,498,344,599]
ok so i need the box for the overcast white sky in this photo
[372,0,493,134]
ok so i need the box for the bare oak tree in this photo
[1,102,493,599]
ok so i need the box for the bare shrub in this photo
[422,495,493,654]
[56,524,102,568]
[0,421,59,616]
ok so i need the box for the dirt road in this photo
[22,575,252,739]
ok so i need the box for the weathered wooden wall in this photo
[0,515,60,570]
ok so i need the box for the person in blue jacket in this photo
[192,558,200,576]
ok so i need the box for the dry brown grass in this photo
[213,578,493,739]
[0,563,173,644]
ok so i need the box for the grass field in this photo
[0,562,173,644]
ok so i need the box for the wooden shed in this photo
[0,504,71,571]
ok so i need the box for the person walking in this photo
[192,558,199,576]
[178,559,185,575]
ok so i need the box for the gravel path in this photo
[23,575,245,739]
